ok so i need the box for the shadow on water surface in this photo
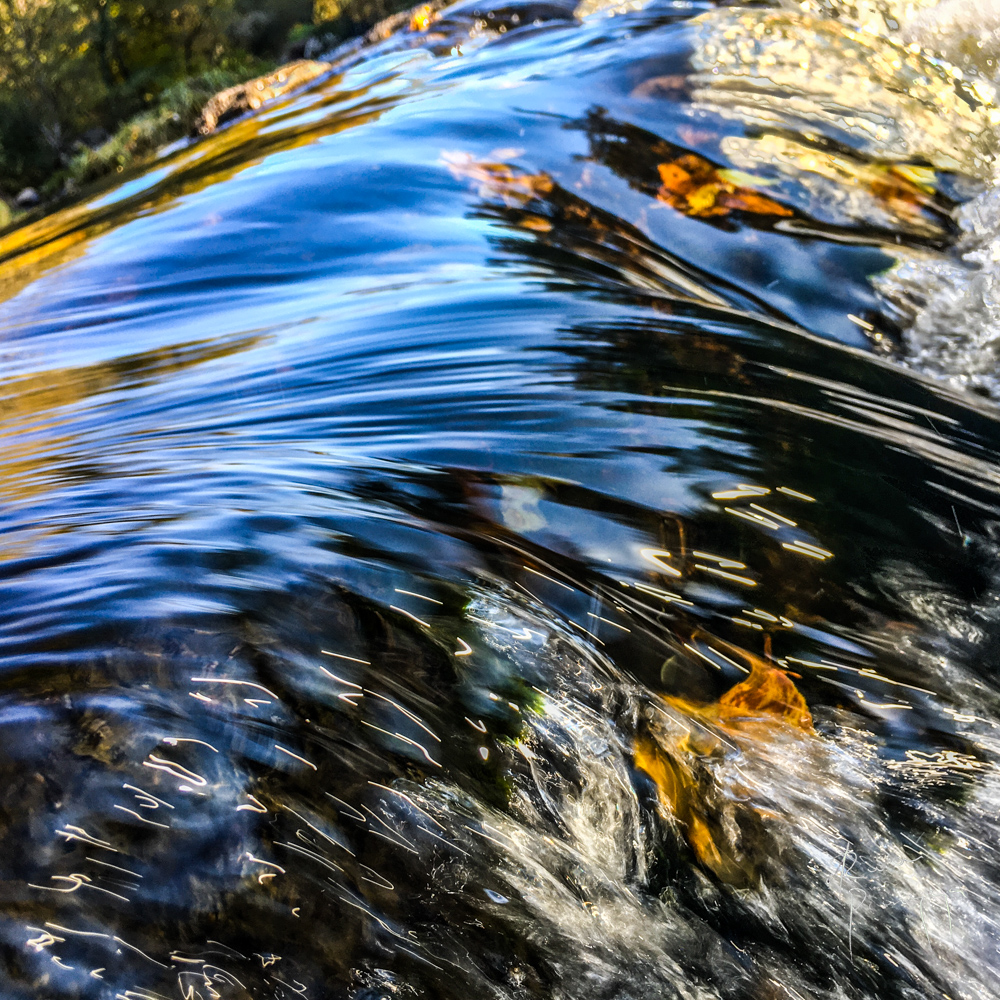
[0,0,1000,998]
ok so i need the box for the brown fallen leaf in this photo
[197,61,331,134]
[631,75,689,99]
[656,154,793,219]
[719,132,953,239]
[409,3,438,30]
[871,166,942,223]
[519,214,554,232]
[635,635,813,885]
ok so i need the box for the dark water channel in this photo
[1,2,1000,998]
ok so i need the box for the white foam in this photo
[755,0,1000,396]
[876,186,1000,395]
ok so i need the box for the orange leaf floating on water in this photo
[410,4,437,31]
[657,161,692,191]
[656,154,793,219]
[519,214,553,233]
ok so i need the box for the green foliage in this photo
[0,0,412,203]
[233,0,313,55]
[0,94,62,187]
[93,1,239,117]
[0,0,279,196]
[66,63,265,186]
[308,0,416,44]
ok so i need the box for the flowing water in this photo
[3,1,1000,997]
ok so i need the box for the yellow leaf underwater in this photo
[715,655,814,732]
[656,154,793,219]
[664,639,814,735]
[635,637,814,885]
[633,731,751,885]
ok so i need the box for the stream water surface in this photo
[2,1,1000,998]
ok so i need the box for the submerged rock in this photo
[195,60,333,134]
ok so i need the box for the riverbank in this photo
[0,0,415,229]
[0,62,261,230]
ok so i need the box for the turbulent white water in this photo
[377,581,1000,1000]
[8,0,1000,996]
[792,0,1000,396]
[582,0,1000,395]
[874,189,1000,394]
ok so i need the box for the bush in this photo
[0,96,62,192]
[0,0,250,194]
[0,0,417,200]
[67,63,268,186]
[233,0,313,55]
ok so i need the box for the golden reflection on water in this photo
[0,69,406,315]
[720,133,951,239]
[0,333,263,514]
[784,0,1000,77]
[688,8,997,176]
